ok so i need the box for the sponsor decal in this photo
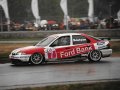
[73,39,86,42]
[98,45,107,49]
[97,42,107,49]
[11,56,14,59]
[60,49,75,58]
[60,46,93,58]
[44,48,57,59]
[97,42,105,45]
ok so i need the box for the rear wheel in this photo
[88,50,102,62]
[30,53,44,65]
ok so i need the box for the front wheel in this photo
[30,53,44,65]
[88,50,102,62]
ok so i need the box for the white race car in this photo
[9,33,112,65]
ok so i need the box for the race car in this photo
[9,33,112,65]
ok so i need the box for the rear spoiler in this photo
[98,37,111,40]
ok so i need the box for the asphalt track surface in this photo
[0,57,120,89]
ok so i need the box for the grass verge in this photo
[11,80,120,90]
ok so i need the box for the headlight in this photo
[16,52,26,55]
[11,52,26,55]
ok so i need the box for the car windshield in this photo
[35,36,57,46]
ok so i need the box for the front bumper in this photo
[100,49,112,57]
[9,54,31,62]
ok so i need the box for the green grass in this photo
[12,81,120,90]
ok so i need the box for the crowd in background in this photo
[1,16,120,31]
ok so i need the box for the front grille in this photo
[12,53,17,55]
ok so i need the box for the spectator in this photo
[105,16,114,29]
[79,19,89,29]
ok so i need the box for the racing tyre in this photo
[88,50,102,62]
[30,53,44,65]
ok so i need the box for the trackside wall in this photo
[0,29,120,39]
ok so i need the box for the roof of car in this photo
[50,33,84,37]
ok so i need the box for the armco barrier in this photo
[0,29,120,39]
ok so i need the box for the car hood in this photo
[12,46,45,54]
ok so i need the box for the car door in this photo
[48,35,75,59]
[71,35,94,55]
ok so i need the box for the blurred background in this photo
[0,0,120,31]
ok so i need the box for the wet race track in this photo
[0,57,120,89]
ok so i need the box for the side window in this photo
[51,36,70,47]
[72,35,90,45]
